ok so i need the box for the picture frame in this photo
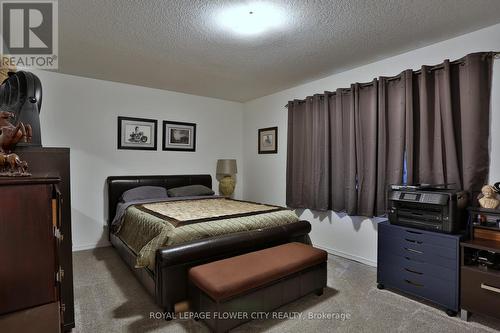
[162,121,196,152]
[258,126,278,154]
[117,116,157,150]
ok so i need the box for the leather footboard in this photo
[190,262,327,333]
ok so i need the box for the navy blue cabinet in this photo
[377,221,463,315]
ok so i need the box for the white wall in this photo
[29,23,500,258]
[33,71,244,251]
[242,23,500,266]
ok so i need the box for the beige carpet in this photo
[73,247,500,333]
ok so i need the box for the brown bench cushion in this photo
[188,242,327,302]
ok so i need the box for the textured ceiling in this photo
[57,0,500,102]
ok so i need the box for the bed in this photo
[106,174,312,314]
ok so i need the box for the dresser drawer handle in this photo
[481,283,500,294]
[404,256,424,264]
[404,268,423,275]
[405,238,423,244]
[404,279,424,288]
[404,247,423,254]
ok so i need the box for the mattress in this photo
[114,197,299,270]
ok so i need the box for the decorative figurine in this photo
[0,111,32,150]
[479,185,500,209]
[0,112,32,176]
[0,70,42,177]
[0,153,29,175]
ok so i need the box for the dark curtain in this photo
[375,71,413,215]
[354,82,378,216]
[330,88,357,214]
[286,52,494,216]
[286,96,330,209]
[412,53,493,191]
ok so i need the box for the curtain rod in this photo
[284,52,500,108]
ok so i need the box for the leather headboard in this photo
[106,174,212,228]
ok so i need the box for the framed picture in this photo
[117,116,157,150]
[163,121,196,152]
[258,126,278,154]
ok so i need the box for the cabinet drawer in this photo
[461,267,500,319]
[379,258,457,310]
[379,252,456,283]
[379,223,457,249]
[379,233,457,269]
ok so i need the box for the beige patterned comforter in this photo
[139,198,282,225]
[115,198,299,270]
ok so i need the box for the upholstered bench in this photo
[188,242,327,333]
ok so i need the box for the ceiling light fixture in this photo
[216,2,286,36]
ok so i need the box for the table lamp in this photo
[216,159,237,196]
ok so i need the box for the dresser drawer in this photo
[461,267,500,319]
[379,252,456,283]
[379,222,457,249]
[379,233,457,269]
[379,257,457,309]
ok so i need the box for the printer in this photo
[387,185,468,234]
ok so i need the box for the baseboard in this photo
[72,240,110,252]
[313,243,377,267]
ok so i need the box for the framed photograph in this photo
[258,126,278,154]
[163,121,196,152]
[117,116,157,150]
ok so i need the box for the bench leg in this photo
[315,288,324,296]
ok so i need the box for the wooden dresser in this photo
[16,147,75,330]
[0,177,64,332]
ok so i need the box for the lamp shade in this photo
[216,159,237,175]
